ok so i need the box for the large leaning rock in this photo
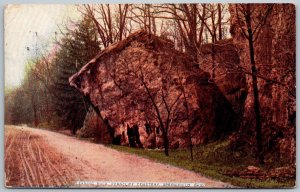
[69,30,238,148]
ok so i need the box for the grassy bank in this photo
[108,139,295,188]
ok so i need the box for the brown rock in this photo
[199,40,247,115]
[224,165,267,180]
[246,166,261,173]
[69,30,238,148]
[199,40,247,141]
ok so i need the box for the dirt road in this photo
[5,125,231,188]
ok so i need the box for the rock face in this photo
[69,30,238,148]
[199,39,247,132]
[229,4,296,163]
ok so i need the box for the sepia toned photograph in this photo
[4,3,296,188]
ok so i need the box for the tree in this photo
[7,72,41,127]
[4,88,15,124]
[130,4,157,35]
[26,51,56,124]
[176,69,194,161]
[8,87,32,125]
[157,4,202,62]
[51,16,100,134]
[24,68,40,127]
[79,3,231,63]
[233,4,273,164]
[146,4,229,62]
[79,4,131,48]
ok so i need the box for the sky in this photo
[4,4,80,88]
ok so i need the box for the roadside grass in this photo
[107,139,295,188]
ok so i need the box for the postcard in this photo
[4,3,296,188]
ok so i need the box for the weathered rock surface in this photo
[70,30,238,148]
[229,4,296,163]
[199,39,247,133]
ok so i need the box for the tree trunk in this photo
[218,4,222,40]
[211,43,216,79]
[163,133,169,156]
[31,95,39,127]
[44,90,50,123]
[188,125,193,161]
[182,86,193,161]
[33,104,38,127]
[72,126,76,135]
[189,142,193,161]
[248,30,264,164]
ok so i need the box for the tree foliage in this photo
[50,16,100,133]
[5,16,100,134]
